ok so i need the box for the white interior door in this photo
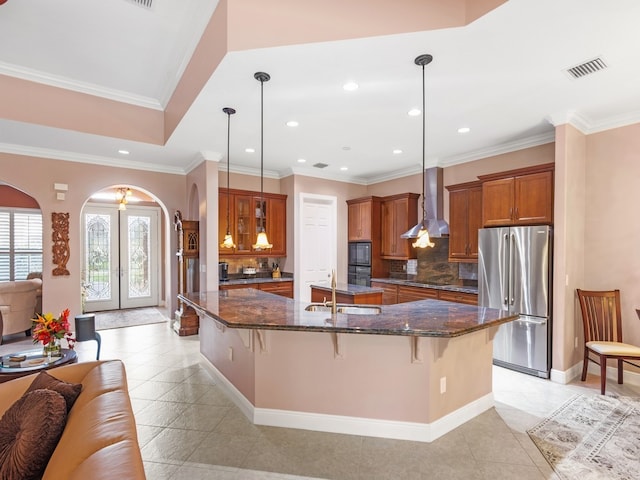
[296,193,337,302]
[82,204,159,312]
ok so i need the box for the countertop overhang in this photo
[180,289,516,338]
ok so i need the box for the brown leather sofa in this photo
[0,360,145,479]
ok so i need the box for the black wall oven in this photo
[348,242,372,286]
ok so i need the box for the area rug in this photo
[527,394,640,480]
[94,307,170,330]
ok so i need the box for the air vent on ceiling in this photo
[565,57,607,79]
[313,163,329,169]
[125,0,153,9]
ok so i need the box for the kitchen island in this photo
[180,289,517,442]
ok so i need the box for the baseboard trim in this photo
[199,354,493,442]
[550,361,583,384]
[549,359,640,388]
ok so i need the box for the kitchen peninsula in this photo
[180,289,517,442]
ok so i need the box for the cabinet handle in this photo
[509,207,513,219]
[515,207,519,219]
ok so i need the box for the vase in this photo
[43,338,62,360]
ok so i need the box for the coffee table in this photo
[0,348,78,383]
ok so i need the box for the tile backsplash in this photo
[386,237,477,286]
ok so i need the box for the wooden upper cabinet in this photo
[266,195,287,257]
[446,181,482,262]
[218,188,287,257]
[514,171,553,225]
[381,193,419,260]
[347,196,381,242]
[480,163,554,227]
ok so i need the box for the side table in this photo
[0,348,78,383]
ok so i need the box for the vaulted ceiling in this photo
[1,0,639,184]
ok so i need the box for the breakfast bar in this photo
[180,288,518,442]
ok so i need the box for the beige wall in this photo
[283,174,367,283]
[553,125,587,372]
[584,124,640,349]
[0,153,187,322]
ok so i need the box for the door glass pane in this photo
[128,215,150,298]
[85,214,112,301]
[236,197,251,251]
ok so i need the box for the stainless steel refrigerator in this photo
[478,225,552,378]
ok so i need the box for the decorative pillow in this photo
[24,370,82,412]
[0,389,68,480]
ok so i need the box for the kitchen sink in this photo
[304,304,381,315]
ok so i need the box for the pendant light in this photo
[252,71,273,250]
[401,54,435,248]
[220,107,237,249]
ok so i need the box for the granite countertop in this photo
[310,282,384,295]
[221,276,293,286]
[180,289,515,338]
[371,278,478,295]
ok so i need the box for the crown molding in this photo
[546,109,640,135]
[438,132,556,168]
[0,142,185,175]
[0,62,163,110]
[216,161,281,180]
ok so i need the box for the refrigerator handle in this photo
[509,232,515,306]
[502,233,509,306]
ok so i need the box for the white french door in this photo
[82,204,159,312]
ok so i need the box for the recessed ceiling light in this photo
[245,148,255,153]
[343,82,359,91]
[457,127,471,134]
[393,149,403,155]
[340,166,348,171]
[408,108,421,116]
[286,120,299,127]
[118,149,130,155]
[342,146,351,151]
[297,158,306,163]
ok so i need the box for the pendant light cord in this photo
[222,107,236,235]
[226,111,231,231]
[260,77,265,231]
[421,62,426,224]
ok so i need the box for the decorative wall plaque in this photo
[52,212,70,276]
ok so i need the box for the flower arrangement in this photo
[32,309,76,353]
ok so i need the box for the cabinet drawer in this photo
[219,283,255,291]
[438,290,478,305]
[397,285,438,303]
[259,282,294,298]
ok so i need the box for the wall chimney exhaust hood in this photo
[401,166,449,239]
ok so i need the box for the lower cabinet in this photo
[437,290,478,306]
[219,281,294,299]
[371,282,400,305]
[397,285,439,303]
[370,281,478,306]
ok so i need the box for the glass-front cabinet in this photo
[218,188,287,257]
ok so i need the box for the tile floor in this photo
[2,319,640,480]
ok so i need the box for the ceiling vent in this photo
[125,0,153,9]
[565,57,607,79]
[313,163,329,169]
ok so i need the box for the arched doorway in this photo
[81,186,163,313]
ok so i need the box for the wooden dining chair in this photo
[576,289,640,394]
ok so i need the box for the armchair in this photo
[0,278,42,343]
